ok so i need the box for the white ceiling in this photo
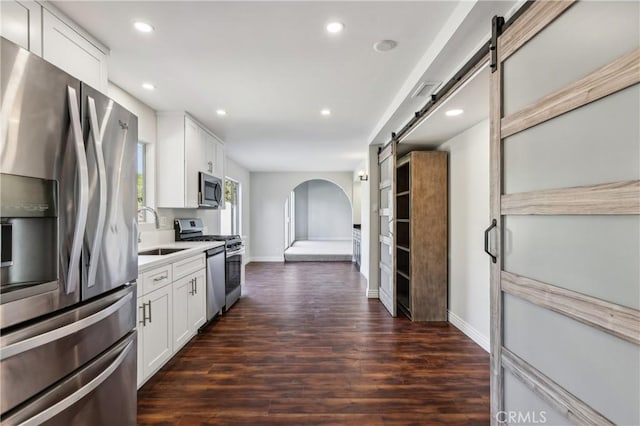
[369,0,519,147]
[400,64,489,148]
[54,1,519,172]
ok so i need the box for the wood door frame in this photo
[490,1,640,424]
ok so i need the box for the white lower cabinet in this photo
[137,284,173,383]
[137,253,210,388]
[172,269,207,352]
[188,270,207,334]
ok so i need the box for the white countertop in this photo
[138,241,225,273]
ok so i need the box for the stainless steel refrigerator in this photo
[0,37,138,424]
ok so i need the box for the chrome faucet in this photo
[137,206,160,228]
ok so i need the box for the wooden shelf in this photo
[394,151,448,322]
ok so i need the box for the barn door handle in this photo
[484,219,497,263]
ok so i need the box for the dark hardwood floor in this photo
[137,262,490,425]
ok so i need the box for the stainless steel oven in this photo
[174,218,244,311]
[198,172,222,208]
[224,245,244,311]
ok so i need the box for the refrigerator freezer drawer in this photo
[0,285,135,414]
[2,332,137,425]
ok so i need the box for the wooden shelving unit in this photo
[395,151,448,321]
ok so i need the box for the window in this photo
[137,142,146,221]
[221,178,240,235]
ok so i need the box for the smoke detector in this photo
[410,81,441,98]
[373,39,398,52]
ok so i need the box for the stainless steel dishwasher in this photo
[204,245,226,327]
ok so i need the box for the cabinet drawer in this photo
[172,254,205,281]
[141,265,173,295]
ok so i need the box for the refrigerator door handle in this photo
[16,340,134,426]
[86,97,112,288]
[0,291,132,360]
[66,86,89,295]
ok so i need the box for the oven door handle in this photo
[225,248,245,257]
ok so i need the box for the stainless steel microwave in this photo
[199,172,223,208]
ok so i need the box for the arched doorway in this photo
[283,179,353,261]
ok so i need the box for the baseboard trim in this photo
[366,286,378,299]
[249,256,284,262]
[306,237,353,241]
[448,310,490,353]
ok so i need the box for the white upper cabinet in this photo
[183,117,202,208]
[215,139,225,183]
[0,0,42,55]
[157,113,225,209]
[201,130,217,176]
[42,8,108,92]
[0,2,108,92]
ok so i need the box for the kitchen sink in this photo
[138,248,187,256]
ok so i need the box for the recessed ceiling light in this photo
[445,109,464,117]
[321,108,331,116]
[142,82,155,90]
[326,22,344,34]
[133,21,154,33]
[216,109,227,116]
[373,39,398,52]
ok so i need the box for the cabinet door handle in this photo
[145,301,152,323]
[193,278,197,295]
[208,161,213,173]
[484,219,498,264]
[139,304,146,326]
[153,273,168,282]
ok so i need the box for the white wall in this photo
[353,163,367,280]
[438,119,490,351]
[361,145,381,297]
[250,172,353,261]
[294,183,308,239]
[293,180,352,241]
[107,83,156,145]
[352,180,362,224]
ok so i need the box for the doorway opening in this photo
[283,179,353,262]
